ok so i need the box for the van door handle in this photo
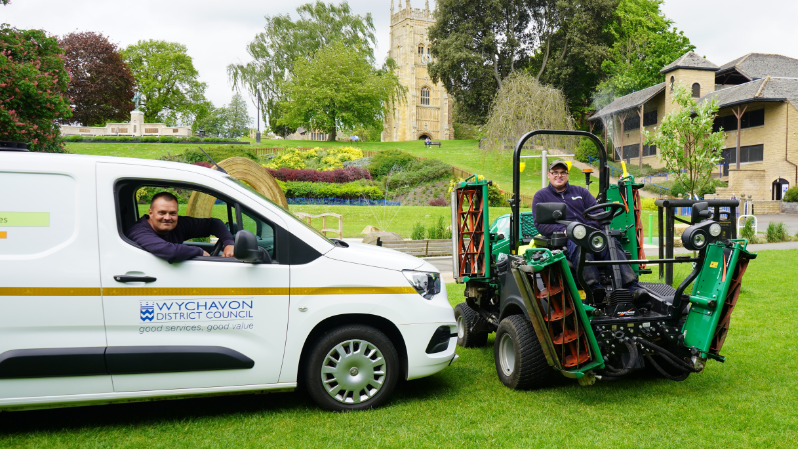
[114,275,157,283]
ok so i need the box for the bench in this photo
[378,238,452,257]
[426,141,441,148]
[293,212,343,239]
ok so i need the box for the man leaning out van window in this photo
[126,191,235,263]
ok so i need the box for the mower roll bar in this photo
[511,130,609,254]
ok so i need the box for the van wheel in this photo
[494,315,555,390]
[305,325,399,411]
[454,303,488,348]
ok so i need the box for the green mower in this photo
[451,129,756,388]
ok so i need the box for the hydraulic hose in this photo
[636,338,699,373]
[600,339,639,378]
[646,354,691,381]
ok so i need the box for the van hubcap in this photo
[321,339,386,404]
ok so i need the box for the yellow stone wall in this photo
[664,68,717,117]
[382,4,452,142]
[614,92,667,169]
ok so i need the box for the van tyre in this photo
[494,315,555,390]
[455,302,489,348]
[305,325,399,411]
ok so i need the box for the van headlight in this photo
[403,270,441,299]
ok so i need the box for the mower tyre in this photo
[454,302,489,348]
[494,315,555,390]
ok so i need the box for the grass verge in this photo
[1,249,794,447]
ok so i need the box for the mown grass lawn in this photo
[1,250,795,448]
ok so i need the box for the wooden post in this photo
[618,113,627,163]
[638,105,644,170]
[733,105,748,170]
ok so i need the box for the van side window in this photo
[241,206,276,260]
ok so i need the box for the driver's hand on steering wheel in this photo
[202,250,210,257]
[222,244,235,258]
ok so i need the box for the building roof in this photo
[660,51,719,74]
[700,76,798,109]
[716,53,798,80]
[588,83,665,121]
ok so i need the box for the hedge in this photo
[61,136,244,144]
[265,167,372,183]
[386,159,451,189]
[283,181,383,199]
[369,149,416,178]
[182,146,260,164]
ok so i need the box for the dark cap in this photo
[548,160,569,171]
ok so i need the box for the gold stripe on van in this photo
[0,287,417,296]
[0,287,102,296]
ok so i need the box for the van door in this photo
[95,163,290,392]
[0,163,113,401]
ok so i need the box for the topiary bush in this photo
[265,167,372,183]
[783,186,798,202]
[368,149,416,178]
[575,137,600,163]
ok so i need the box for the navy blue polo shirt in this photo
[532,183,600,236]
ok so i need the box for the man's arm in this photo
[127,225,203,263]
[179,216,236,256]
[532,192,565,237]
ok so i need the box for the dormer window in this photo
[692,83,701,98]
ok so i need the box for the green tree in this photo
[226,92,252,138]
[279,43,404,141]
[646,84,725,199]
[595,0,693,106]
[192,101,228,137]
[228,0,375,137]
[122,40,207,125]
[0,25,72,152]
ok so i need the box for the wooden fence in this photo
[378,239,453,257]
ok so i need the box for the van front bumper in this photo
[399,322,458,380]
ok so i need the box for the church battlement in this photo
[390,0,433,25]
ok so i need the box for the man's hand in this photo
[202,250,210,257]
[222,244,235,258]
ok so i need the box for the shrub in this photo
[411,222,426,240]
[188,136,201,142]
[265,167,372,183]
[452,122,481,140]
[386,159,452,190]
[448,175,506,207]
[283,180,383,199]
[135,186,193,205]
[640,197,657,211]
[192,161,213,169]
[369,149,416,178]
[182,146,259,164]
[159,135,176,143]
[766,222,789,243]
[265,147,364,171]
[575,137,600,163]
[65,135,84,141]
[142,136,159,142]
[740,217,758,243]
[91,135,107,141]
[426,216,450,240]
[429,197,448,206]
[784,186,798,202]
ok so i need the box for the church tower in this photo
[382,0,453,142]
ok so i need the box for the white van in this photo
[0,150,457,412]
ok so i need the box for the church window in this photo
[692,83,701,97]
[420,87,430,105]
[418,45,424,55]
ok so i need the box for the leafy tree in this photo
[429,0,613,124]
[0,25,72,152]
[483,72,573,152]
[595,0,693,106]
[646,84,724,199]
[225,93,252,138]
[122,40,207,125]
[228,0,375,136]
[279,43,404,141]
[192,101,228,137]
[58,31,135,126]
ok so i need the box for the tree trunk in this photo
[327,127,337,141]
[536,37,551,82]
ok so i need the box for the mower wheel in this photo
[455,303,489,348]
[494,315,555,390]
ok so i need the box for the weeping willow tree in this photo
[484,72,575,157]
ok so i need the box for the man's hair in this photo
[150,191,178,207]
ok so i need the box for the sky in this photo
[3,0,797,129]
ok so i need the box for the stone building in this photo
[381,0,453,142]
[590,51,798,202]
[60,110,192,137]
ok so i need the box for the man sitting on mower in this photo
[532,160,647,302]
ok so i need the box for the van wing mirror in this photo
[535,203,567,225]
[691,202,712,224]
[234,230,272,264]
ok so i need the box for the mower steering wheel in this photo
[210,238,225,257]
[582,202,626,224]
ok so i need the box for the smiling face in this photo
[547,165,569,191]
[147,197,179,235]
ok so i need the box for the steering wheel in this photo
[582,202,626,224]
[210,238,225,257]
